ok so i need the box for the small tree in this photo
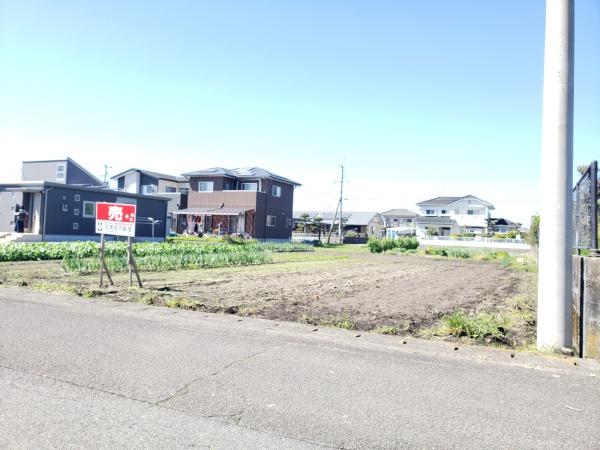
[528,215,540,246]
[312,216,323,240]
[299,213,310,234]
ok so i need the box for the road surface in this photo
[1,288,599,449]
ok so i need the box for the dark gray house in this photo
[0,159,169,242]
[176,167,301,241]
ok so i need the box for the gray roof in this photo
[182,167,301,186]
[489,218,521,227]
[414,216,457,225]
[417,195,494,209]
[294,211,381,226]
[111,168,187,183]
[380,208,418,217]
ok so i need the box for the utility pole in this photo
[338,165,344,244]
[103,163,112,186]
[537,0,574,350]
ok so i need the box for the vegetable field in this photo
[0,240,313,272]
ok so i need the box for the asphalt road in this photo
[1,288,599,449]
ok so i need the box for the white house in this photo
[414,195,494,237]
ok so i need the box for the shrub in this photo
[380,238,396,252]
[344,230,358,238]
[397,236,418,250]
[367,237,383,253]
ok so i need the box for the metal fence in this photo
[573,160,598,252]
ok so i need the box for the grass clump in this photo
[372,325,400,335]
[441,311,508,339]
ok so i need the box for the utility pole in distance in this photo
[537,0,574,350]
[338,165,344,244]
[103,163,112,186]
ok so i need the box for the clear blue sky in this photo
[1,1,599,224]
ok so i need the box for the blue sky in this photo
[1,0,599,224]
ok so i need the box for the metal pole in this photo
[537,0,574,350]
[338,165,344,244]
[128,236,133,287]
[99,233,105,287]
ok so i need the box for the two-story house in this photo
[380,209,418,228]
[175,167,301,241]
[414,195,494,237]
[111,168,190,233]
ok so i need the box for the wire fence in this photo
[573,161,598,252]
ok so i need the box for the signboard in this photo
[95,202,137,237]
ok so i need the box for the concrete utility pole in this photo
[338,165,344,243]
[537,0,575,350]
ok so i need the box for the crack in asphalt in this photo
[0,361,337,448]
[154,347,277,405]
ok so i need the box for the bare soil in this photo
[0,249,533,334]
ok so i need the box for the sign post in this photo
[95,202,142,287]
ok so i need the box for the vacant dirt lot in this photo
[0,248,534,334]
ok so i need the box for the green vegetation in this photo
[367,236,419,253]
[422,283,536,348]
[439,312,509,340]
[62,248,271,273]
[423,247,537,272]
[372,325,400,335]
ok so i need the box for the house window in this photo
[83,201,95,218]
[72,222,79,230]
[73,208,80,216]
[56,164,66,181]
[62,203,68,212]
[425,209,435,215]
[241,182,258,191]
[165,186,177,193]
[74,194,80,202]
[441,209,447,214]
[467,210,480,215]
[197,182,214,192]
[272,185,281,197]
[224,181,236,190]
[117,177,125,190]
[142,184,156,194]
[267,215,276,227]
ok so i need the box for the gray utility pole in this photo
[103,163,112,186]
[537,0,574,350]
[338,165,344,243]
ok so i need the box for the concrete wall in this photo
[572,255,600,359]
[0,191,22,232]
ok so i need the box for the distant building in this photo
[487,218,521,234]
[415,195,494,237]
[380,209,418,228]
[0,159,169,242]
[293,211,385,238]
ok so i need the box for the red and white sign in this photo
[95,202,137,237]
